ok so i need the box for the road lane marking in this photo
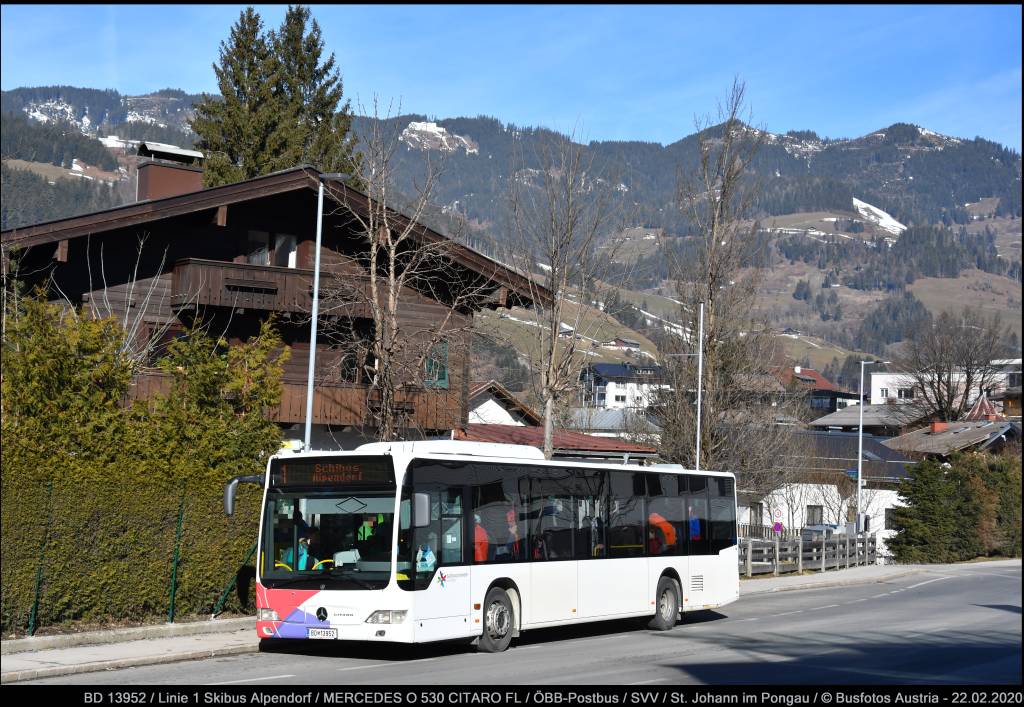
[906,576,953,590]
[870,593,889,598]
[806,604,840,611]
[629,678,669,685]
[337,657,436,672]
[848,598,869,604]
[958,571,1020,579]
[769,610,803,617]
[211,674,295,685]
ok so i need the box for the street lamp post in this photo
[304,173,350,452]
[857,359,889,531]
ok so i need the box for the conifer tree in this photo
[270,5,362,185]
[189,6,362,188]
[190,8,283,187]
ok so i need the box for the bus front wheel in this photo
[478,587,515,653]
[648,577,679,631]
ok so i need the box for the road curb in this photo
[1,617,255,655]
[740,568,925,596]
[0,642,259,684]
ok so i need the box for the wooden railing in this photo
[738,534,878,577]
[738,523,801,540]
[126,372,462,429]
[170,258,371,315]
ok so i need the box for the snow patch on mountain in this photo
[400,121,478,155]
[127,110,167,128]
[23,100,85,132]
[852,197,907,236]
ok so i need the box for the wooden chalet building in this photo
[1,153,547,448]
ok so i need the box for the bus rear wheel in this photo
[478,587,514,653]
[648,576,679,631]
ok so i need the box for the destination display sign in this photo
[270,457,395,487]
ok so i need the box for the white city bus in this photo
[224,441,739,652]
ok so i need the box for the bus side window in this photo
[575,470,607,559]
[529,468,574,560]
[608,471,645,558]
[685,475,710,555]
[709,477,737,553]
[646,473,682,556]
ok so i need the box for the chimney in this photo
[930,421,948,434]
[135,142,204,201]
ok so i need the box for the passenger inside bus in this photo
[473,514,490,562]
[282,530,319,571]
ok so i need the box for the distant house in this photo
[870,359,1021,408]
[771,365,859,413]
[578,362,669,409]
[600,337,642,352]
[809,403,930,437]
[467,380,542,427]
[453,424,657,464]
[739,430,914,562]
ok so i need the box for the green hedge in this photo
[1,296,287,633]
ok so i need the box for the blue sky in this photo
[1,4,1021,150]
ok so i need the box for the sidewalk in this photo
[0,563,942,684]
[739,562,926,595]
[1,617,257,684]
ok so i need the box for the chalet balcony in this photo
[170,258,372,316]
[127,372,462,430]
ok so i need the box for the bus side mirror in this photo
[414,492,431,528]
[224,474,265,516]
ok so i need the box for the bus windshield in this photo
[260,456,398,590]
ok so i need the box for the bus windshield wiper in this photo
[266,574,321,588]
[327,568,377,590]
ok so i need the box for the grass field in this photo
[910,269,1023,340]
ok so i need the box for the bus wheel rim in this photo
[487,601,510,638]
[660,589,673,620]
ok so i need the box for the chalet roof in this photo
[882,420,1020,457]
[809,403,929,429]
[468,380,542,426]
[454,424,658,458]
[0,165,549,309]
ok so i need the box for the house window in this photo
[898,388,914,400]
[273,233,297,268]
[749,502,764,527]
[614,395,627,403]
[884,507,898,530]
[246,230,270,265]
[424,341,449,389]
[805,505,824,526]
[879,388,889,399]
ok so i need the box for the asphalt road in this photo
[34,563,1022,685]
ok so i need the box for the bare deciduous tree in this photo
[316,99,505,441]
[893,307,1014,422]
[657,79,802,495]
[501,128,629,458]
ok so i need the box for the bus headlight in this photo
[258,608,280,621]
[365,610,407,624]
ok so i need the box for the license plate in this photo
[307,628,337,640]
